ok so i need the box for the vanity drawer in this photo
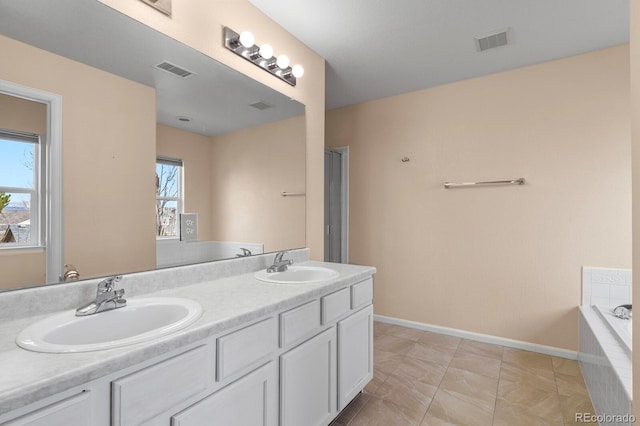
[322,287,351,324]
[217,317,277,382]
[112,345,211,426]
[351,278,373,310]
[3,392,91,426]
[280,299,321,347]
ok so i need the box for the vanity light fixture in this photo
[259,44,274,60]
[239,31,255,48]
[224,27,304,87]
[276,54,290,69]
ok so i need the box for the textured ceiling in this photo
[249,0,629,109]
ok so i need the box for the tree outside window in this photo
[156,158,183,237]
[0,133,40,246]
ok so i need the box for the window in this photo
[0,130,43,247]
[156,157,183,238]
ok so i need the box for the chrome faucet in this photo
[613,304,632,320]
[236,248,252,257]
[75,275,127,316]
[267,251,293,273]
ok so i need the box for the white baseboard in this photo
[374,314,578,360]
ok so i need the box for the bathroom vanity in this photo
[0,252,375,425]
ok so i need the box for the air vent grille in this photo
[474,29,509,52]
[249,101,274,110]
[155,61,194,78]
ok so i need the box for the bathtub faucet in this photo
[613,304,632,320]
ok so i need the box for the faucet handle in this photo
[97,275,123,294]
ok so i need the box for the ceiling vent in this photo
[474,28,510,52]
[249,100,274,110]
[154,61,195,78]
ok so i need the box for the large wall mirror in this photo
[0,0,306,291]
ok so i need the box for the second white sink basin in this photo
[16,297,203,353]
[255,266,339,284]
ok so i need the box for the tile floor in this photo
[332,321,596,426]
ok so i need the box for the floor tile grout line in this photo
[551,359,568,426]
[377,325,463,425]
[416,338,460,425]
[491,351,504,426]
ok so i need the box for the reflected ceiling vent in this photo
[249,100,274,110]
[474,28,510,52]
[154,61,195,78]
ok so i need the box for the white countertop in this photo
[0,260,375,415]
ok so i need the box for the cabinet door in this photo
[337,304,373,411]
[280,328,336,426]
[171,362,277,426]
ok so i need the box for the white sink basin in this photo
[254,266,339,284]
[16,297,203,353]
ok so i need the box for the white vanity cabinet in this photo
[171,362,278,426]
[1,392,97,426]
[280,328,337,426]
[110,317,278,426]
[337,304,373,411]
[1,273,375,426]
[112,345,214,426]
[279,277,374,426]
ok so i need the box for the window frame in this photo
[0,80,63,284]
[155,156,184,239]
[0,129,44,249]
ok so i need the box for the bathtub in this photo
[579,305,632,425]
[594,305,631,353]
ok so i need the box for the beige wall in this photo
[210,115,306,252]
[327,46,631,351]
[0,34,157,284]
[98,0,326,260]
[156,124,213,241]
[1,0,325,289]
[0,93,47,289]
[631,0,639,418]
[156,118,305,251]
[0,93,47,134]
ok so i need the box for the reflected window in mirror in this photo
[156,157,183,238]
[0,130,44,247]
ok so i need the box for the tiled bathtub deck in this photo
[332,322,595,426]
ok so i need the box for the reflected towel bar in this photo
[443,178,525,189]
[281,192,306,197]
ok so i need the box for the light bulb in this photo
[276,54,290,69]
[291,64,304,78]
[259,43,274,60]
[239,31,255,48]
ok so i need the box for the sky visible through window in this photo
[0,138,35,206]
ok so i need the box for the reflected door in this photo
[324,148,342,262]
